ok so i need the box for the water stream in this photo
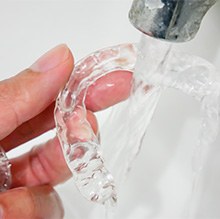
[128,35,220,218]
[55,35,220,218]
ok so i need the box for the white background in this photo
[0,1,220,218]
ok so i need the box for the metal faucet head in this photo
[129,0,217,42]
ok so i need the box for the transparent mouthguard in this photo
[54,44,137,206]
[0,146,11,192]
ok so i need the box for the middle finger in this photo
[10,109,98,188]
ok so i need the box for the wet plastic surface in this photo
[0,146,11,192]
[54,44,137,206]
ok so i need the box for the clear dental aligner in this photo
[54,44,137,206]
[54,38,220,207]
[0,146,11,192]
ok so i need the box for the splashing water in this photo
[54,35,220,218]
[130,35,220,218]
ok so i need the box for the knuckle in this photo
[0,187,36,219]
[18,187,36,208]
[0,80,20,127]
[14,187,36,217]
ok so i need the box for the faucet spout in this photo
[129,0,217,42]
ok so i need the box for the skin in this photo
[0,45,133,219]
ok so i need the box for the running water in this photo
[54,35,220,218]
[102,36,172,186]
[123,35,220,218]
[127,35,220,218]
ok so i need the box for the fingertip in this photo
[30,44,74,74]
[85,70,133,111]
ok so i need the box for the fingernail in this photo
[0,206,4,219]
[30,44,70,73]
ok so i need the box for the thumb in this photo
[0,44,74,141]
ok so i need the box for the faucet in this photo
[129,0,217,42]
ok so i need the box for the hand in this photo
[0,45,132,219]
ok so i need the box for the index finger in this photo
[85,70,133,112]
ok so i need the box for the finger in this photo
[0,185,63,219]
[1,103,55,151]
[85,70,133,112]
[0,44,74,140]
[10,110,98,187]
[10,138,71,188]
[1,70,131,151]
